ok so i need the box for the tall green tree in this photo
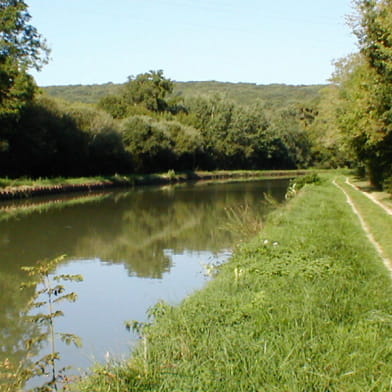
[123,70,173,112]
[0,0,50,174]
[331,1,392,185]
[0,0,49,115]
[99,70,174,118]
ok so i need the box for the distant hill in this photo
[42,82,123,104]
[43,81,325,107]
[173,81,324,107]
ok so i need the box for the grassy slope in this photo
[79,174,392,392]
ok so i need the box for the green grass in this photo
[78,174,392,391]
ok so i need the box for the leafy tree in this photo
[96,94,129,119]
[121,115,175,173]
[155,120,203,170]
[269,105,314,168]
[337,0,392,185]
[123,70,173,112]
[4,97,89,177]
[0,0,50,173]
[98,70,174,119]
[307,85,352,168]
[0,0,49,116]
[64,102,131,174]
[331,55,378,173]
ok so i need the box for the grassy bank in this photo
[0,170,307,201]
[78,174,392,392]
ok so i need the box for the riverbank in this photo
[0,170,307,201]
[78,173,392,392]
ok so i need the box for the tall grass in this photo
[79,174,392,392]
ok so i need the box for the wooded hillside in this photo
[43,81,324,107]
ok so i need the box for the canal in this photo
[0,178,289,387]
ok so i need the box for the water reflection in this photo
[0,179,289,387]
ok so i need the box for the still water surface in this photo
[0,179,289,384]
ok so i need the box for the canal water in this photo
[0,178,289,387]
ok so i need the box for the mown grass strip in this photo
[79,174,392,392]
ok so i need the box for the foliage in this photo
[98,70,174,118]
[44,81,324,108]
[0,96,132,177]
[1,83,321,176]
[307,85,352,168]
[332,0,392,186]
[292,172,322,189]
[269,104,316,168]
[0,0,49,116]
[120,115,175,173]
[123,70,173,112]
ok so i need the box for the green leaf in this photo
[58,333,83,348]
[53,274,83,282]
[53,292,78,304]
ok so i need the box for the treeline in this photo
[314,0,392,189]
[0,68,343,177]
[3,1,392,186]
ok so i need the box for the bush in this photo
[120,116,175,173]
[291,173,322,190]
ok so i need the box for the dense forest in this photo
[1,0,392,190]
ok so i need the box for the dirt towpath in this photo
[345,178,392,216]
[332,177,392,276]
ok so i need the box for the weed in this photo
[221,203,264,239]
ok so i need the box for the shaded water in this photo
[0,178,289,386]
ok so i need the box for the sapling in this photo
[16,255,83,391]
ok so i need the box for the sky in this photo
[27,0,358,87]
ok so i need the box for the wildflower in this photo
[263,239,269,245]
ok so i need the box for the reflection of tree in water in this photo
[74,195,238,278]
[0,180,289,280]
[68,181,288,278]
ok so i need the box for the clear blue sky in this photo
[27,0,358,86]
